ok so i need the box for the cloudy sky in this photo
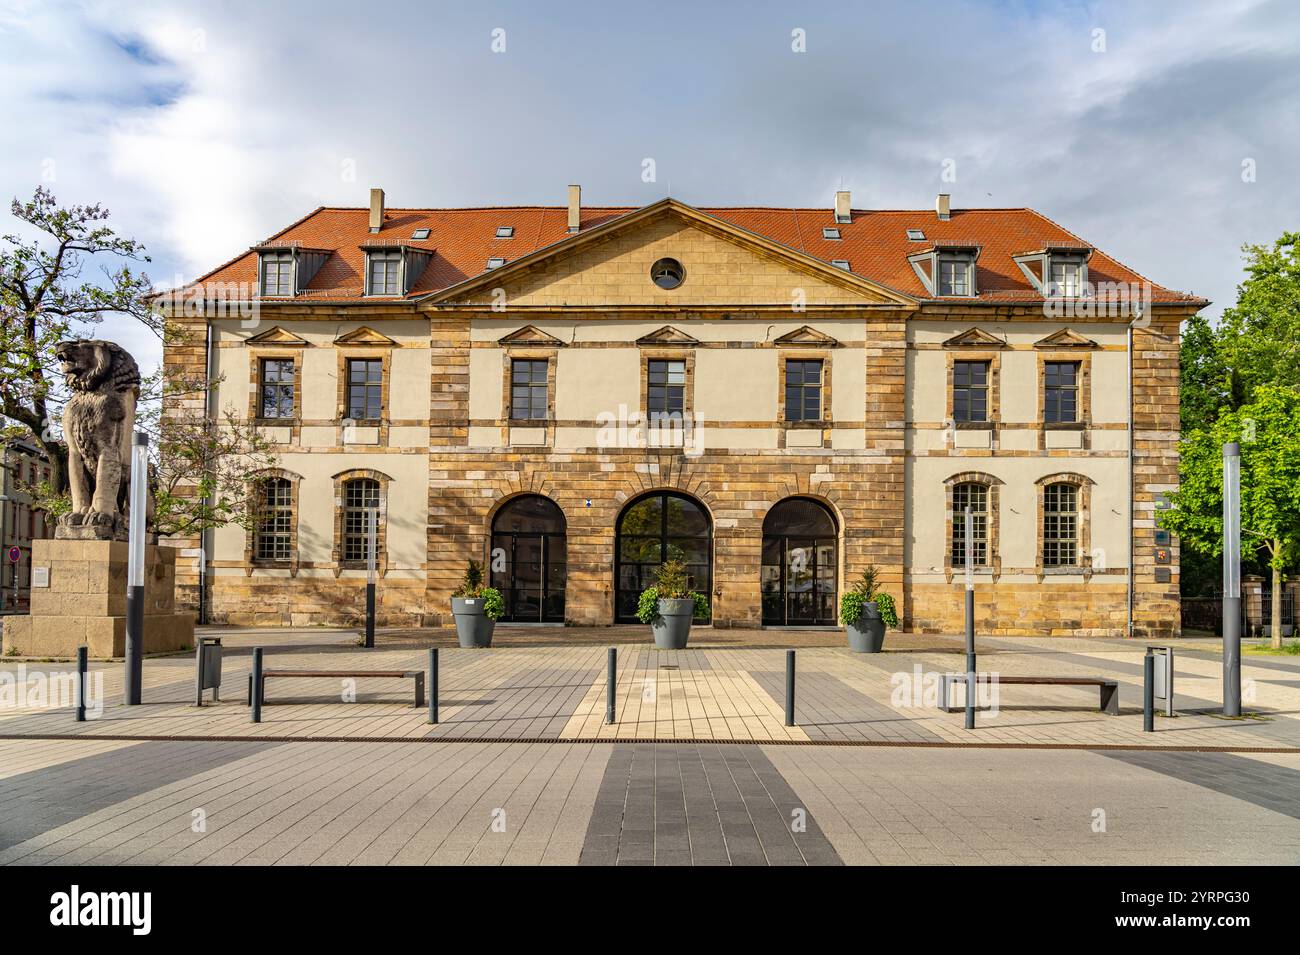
[2,0,1297,374]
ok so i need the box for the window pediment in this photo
[246,326,309,347]
[334,325,397,347]
[1034,328,1097,349]
[774,325,840,347]
[942,327,1006,348]
[498,325,565,347]
[637,325,700,346]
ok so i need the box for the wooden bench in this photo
[247,669,425,708]
[938,674,1119,715]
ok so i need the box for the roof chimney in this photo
[834,190,851,224]
[368,188,385,233]
[936,193,951,221]
[567,184,581,233]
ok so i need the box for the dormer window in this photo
[938,254,975,296]
[367,252,401,295]
[1047,256,1085,297]
[822,227,841,240]
[255,244,328,298]
[260,252,294,296]
[361,243,432,296]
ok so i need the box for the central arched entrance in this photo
[761,497,838,626]
[615,491,712,623]
[490,495,566,622]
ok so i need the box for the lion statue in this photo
[53,339,142,541]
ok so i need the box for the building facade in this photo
[0,438,53,613]
[162,189,1201,637]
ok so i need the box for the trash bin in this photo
[195,637,222,706]
[1148,645,1173,717]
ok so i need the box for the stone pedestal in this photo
[2,539,195,658]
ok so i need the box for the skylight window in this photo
[486,257,506,270]
[411,228,431,240]
[831,260,851,271]
[822,227,841,240]
[496,226,514,238]
[906,229,926,241]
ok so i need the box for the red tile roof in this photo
[186,203,1202,305]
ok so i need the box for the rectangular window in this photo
[260,254,293,296]
[952,360,989,423]
[1043,361,1079,423]
[258,358,295,419]
[368,254,400,295]
[1042,483,1078,567]
[1048,259,1082,297]
[346,358,383,420]
[510,359,548,420]
[785,360,823,422]
[255,479,293,561]
[951,483,989,567]
[647,359,686,417]
[938,256,971,296]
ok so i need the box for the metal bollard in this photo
[75,646,87,722]
[606,647,616,724]
[428,647,439,725]
[1143,650,1154,732]
[785,650,796,727]
[251,647,263,724]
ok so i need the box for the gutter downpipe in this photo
[1127,323,1134,639]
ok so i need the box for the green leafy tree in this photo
[0,187,161,492]
[1216,232,1300,406]
[1161,386,1300,648]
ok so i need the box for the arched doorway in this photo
[761,497,838,626]
[615,491,712,623]
[490,495,566,622]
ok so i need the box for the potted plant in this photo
[450,560,504,648]
[839,565,898,653]
[636,559,709,649]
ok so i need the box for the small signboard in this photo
[32,566,49,588]
[6,546,19,564]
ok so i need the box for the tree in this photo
[1216,232,1300,407]
[1179,311,1233,433]
[0,187,162,492]
[1161,385,1300,648]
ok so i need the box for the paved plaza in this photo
[1,627,1298,865]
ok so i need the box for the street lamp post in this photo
[125,431,148,706]
[364,507,376,649]
[1222,442,1242,716]
[964,505,976,730]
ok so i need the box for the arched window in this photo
[615,491,711,623]
[951,482,989,567]
[342,478,381,562]
[491,495,567,622]
[761,497,838,626]
[1042,482,1079,566]
[255,477,293,561]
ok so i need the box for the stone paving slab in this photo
[1,633,1297,751]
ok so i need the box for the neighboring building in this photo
[161,188,1203,636]
[0,438,53,613]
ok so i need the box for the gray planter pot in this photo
[845,602,886,653]
[452,597,495,648]
[651,597,695,649]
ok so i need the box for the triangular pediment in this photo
[774,325,840,347]
[1034,327,1097,349]
[423,199,917,310]
[246,325,308,346]
[498,325,565,346]
[637,325,700,346]
[943,327,1007,348]
[334,325,396,346]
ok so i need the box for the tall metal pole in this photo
[364,508,376,649]
[1222,442,1242,716]
[606,647,616,724]
[785,649,796,727]
[125,431,148,706]
[964,506,976,730]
